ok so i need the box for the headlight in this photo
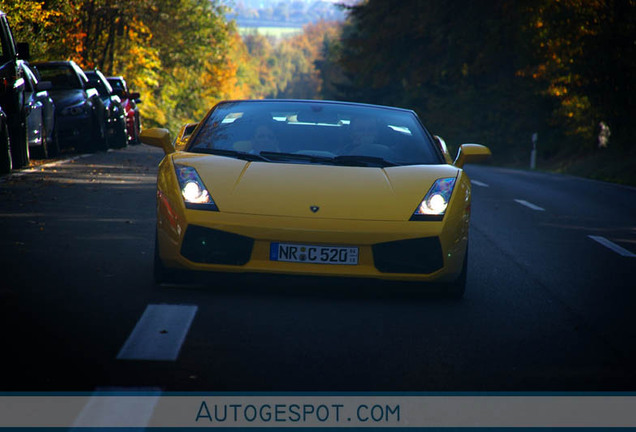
[61,101,89,116]
[174,164,218,211]
[410,177,456,221]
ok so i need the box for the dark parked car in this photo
[20,61,57,158]
[85,69,127,149]
[106,76,141,145]
[32,61,107,153]
[0,9,30,173]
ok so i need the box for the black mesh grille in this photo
[372,237,443,274]
[180,225,254,265]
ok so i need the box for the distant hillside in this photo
[227,0,350,27]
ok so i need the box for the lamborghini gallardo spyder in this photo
[140,100,491,297]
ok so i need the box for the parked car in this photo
[0,9,31,173]
[141,99,492,298]
[32,61,107,153]
[19,61,57,158]
[0,109,9,171]
[106,76,141,145]
[85,70,127,149]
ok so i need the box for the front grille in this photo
[180,225,254,265]
[372,236,443,274]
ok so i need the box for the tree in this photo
[4,0,249,132]
[333,0,545,159]
[249,20,342,99]
[327,0,636,160]
[524,0,636,151]
[0,0,82,61]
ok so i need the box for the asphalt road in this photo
[1,145,635,391]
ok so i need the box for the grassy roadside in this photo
[540,147,636,187]
[494,146,636,187]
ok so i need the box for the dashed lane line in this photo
[117,304,198,361]
[588,235,636,258]
[514,199,545,212]
[71,387,161,428]
[471,180,489,187]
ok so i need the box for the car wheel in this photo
[96,118,108,151]
[48,127,60,158]
[32,128,50,160]
[0,121,12,174]
[154,231,177,285]
[444,243,468,299]
[9,120,29,169]
[84,116,105,153]
[131,116,141,145]
[112,122,127,149]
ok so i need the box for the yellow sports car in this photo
[141,100,491,297]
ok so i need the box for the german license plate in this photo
[270,243,359,265]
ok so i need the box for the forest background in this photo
[2,0,634,184]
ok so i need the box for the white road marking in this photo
[117,304,198,361]
[471,180,489,187]
[588,235,636,258]
[71,387,161,428]
[514,199,545,211]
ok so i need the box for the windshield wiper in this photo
[190,148,269,162]
[259,151,333,163]
[332,155,399,167]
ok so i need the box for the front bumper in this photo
[56,114,92,146]
[157,204,469,283]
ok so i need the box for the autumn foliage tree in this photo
[2,0,253,132]
[243,20,342,100]
[328,0,636,162]
[524,0,636,152]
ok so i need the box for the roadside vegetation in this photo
[326,0,635,185]
[4,0,634,184]
[0,0,241,132]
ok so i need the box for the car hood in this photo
[173,153,460,221]
[48,89,87,108]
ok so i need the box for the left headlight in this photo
[410,177,456,221]
[174,164,218,211]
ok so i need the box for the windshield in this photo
[107,78,126,96]
[186,101,443,166]
[36,65,84,90]
[86,72,113,96]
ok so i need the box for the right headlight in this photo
[410,177,456,221]
[174,164,218,211]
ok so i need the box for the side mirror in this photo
[36,81,53,92]
[140,128,174,155]
[453,143,491,168]
[85,87,99,99]
[174,122,199,151]
[129,92,140,99]
[17,43,30,60]
[434,135,453,164]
